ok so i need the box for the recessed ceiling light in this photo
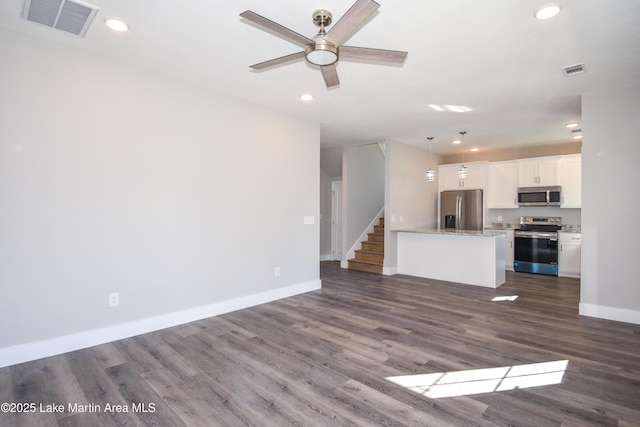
[470,147,479,152]
[429,104,472,113]
[452,139,462,145]
[565,123,579,128]
[443,105,472,113]
[534,3,562,20]
[105,17,129,32]
[573,134,583,140]
[300,94,314,102]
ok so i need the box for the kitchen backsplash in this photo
[487,207,581,231]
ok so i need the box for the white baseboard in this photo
[383,266,398,276]
[579,303,640,325]
[0,280,322,368]
[320,254,333,261]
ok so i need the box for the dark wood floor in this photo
[2,262,640,426]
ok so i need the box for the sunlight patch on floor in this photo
[491,295,519,301]
[386,360,568,398]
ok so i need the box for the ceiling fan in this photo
[240,0,408,88]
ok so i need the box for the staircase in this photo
[348,218,384,274]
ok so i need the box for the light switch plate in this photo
[303,216,314,225]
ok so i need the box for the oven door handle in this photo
[514,231,558,239]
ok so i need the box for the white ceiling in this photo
[2,0,640,155]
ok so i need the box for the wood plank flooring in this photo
[2,261,640,426]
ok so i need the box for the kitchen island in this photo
[396,229,506,288]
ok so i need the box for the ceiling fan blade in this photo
[250,51,306,70]
[324,0,380,46]
[340,46,408,63]
[240,10,313,47]
[321,64,340,88]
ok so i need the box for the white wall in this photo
[386,140,439,230]
[342,143,385,259]
[384,141,439,271]
[580,84,640,324]
[0,29,320,365]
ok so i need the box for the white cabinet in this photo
[504,229,514,271]
[438,162,488,191]
[488,161,519,208]
[517,157,561,187]
[559,232,581,278]
[561,154,581,208]
[438,164,459,190]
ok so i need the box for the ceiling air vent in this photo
[561,63,586,77]
[22,0,99,37]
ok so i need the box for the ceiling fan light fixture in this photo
[305,42,339,66]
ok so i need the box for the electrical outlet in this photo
[274,267,281,277]
[108,292,119,307]
[498,215,503,221]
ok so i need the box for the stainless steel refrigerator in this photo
[440,189,483,231]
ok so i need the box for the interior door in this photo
[331,181,343,261]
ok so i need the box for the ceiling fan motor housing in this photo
[312,10,332,28]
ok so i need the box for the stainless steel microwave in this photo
[517,186,561,207]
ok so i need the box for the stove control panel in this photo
[519,216,562,226]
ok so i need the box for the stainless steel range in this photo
[513,216,562,276]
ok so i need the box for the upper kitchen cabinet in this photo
[488,161,518,208]
[517,156,561,187]
[561,154,581,208]
[438,162,488,191]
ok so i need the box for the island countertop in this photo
[394,228,506,237]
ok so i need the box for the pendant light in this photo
[425,137,435,181]
[457,131,468,180]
